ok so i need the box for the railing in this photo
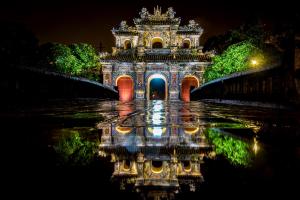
[145,48,171,55]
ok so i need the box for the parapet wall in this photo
[191,65,299,105]
[0,66,118,101]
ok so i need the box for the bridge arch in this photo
[116,75,134,102]
[181,75,199,102]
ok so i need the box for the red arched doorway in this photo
[181,76,199,102]
[116,76,134,102]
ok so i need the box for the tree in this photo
[203,19,266,54]
[53,43,82,74]
[37,43,101,81]
[0,22,38,67]
[204,41,265,82]
[69,43,100,69]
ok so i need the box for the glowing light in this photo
[181,76,199,102]
[253,137,259,155]
[151,161,163,173]
[153,127,163,137]
[147,74,168,100]
[251,59,258,66]
[153,103,163,111]
[147,127,166,137]
[184,127,199,135]
[136,90,144,94]
[116,126,132,134]
[152,112,162,124]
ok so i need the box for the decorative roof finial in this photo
[154,5,162,16]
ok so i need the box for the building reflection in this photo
[98,101,213,199]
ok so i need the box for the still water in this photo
[3,99,300,199]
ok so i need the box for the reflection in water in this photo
[96,100,261,198]
[51,100,262,198]
[53,129,99,166]
[205,128,255,166]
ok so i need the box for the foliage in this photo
[204,41,265,82]
[53,130,99,166]
[38,42,101,81]
[206,128,253,166]
[53,44,82,74]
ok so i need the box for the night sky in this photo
[0,0,295,51]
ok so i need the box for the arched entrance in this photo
[181,76,199,102]
[116,75,134,102]
[182,39,191,48]
[147,74,168,100]
[152,37,163,49]
[124,40,131,49]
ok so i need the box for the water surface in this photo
[3,99,300,199]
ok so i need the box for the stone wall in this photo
[0,66,118,101]
[191,65,299,105]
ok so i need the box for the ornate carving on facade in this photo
[178,20,204,34]
[135,6,180,23]
[139,7,149,19]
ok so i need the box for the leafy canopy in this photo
[38,43,101,81]
[204,41,265,82]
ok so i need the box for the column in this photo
[137,32,145,56]
[135,63,146,100]
[102,64,113,87]
[169,65,179,100]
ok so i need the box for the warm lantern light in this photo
[251,59,258,66]
[184,127,199,134]
[116,126,132,134]
[253,137,259,155]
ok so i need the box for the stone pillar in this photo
[195,65,205,86]
[170,153,178,181]
[137,32,145,56]
[169,65,179,100]
[102,64,113,87]
[99,124,112,146]
[136,153,144,181]
[135,63,146,100]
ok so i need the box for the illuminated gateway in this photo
[100,6,212,101]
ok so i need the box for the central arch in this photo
[147,74,168,100]
[181,76,199,102]
[116,75,134,102]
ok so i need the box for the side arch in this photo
[181,75,200,102]
[116,75,134,102]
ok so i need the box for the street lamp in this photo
[251,59,258,66]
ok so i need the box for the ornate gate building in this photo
[100,6,212,101]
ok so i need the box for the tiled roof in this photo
[135,19,180,25]
[100,54,211,62]
[113,31,138,35]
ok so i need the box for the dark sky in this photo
[0,0,295,51]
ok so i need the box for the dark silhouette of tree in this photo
[203,19,266,54]
[0,22,39,68]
